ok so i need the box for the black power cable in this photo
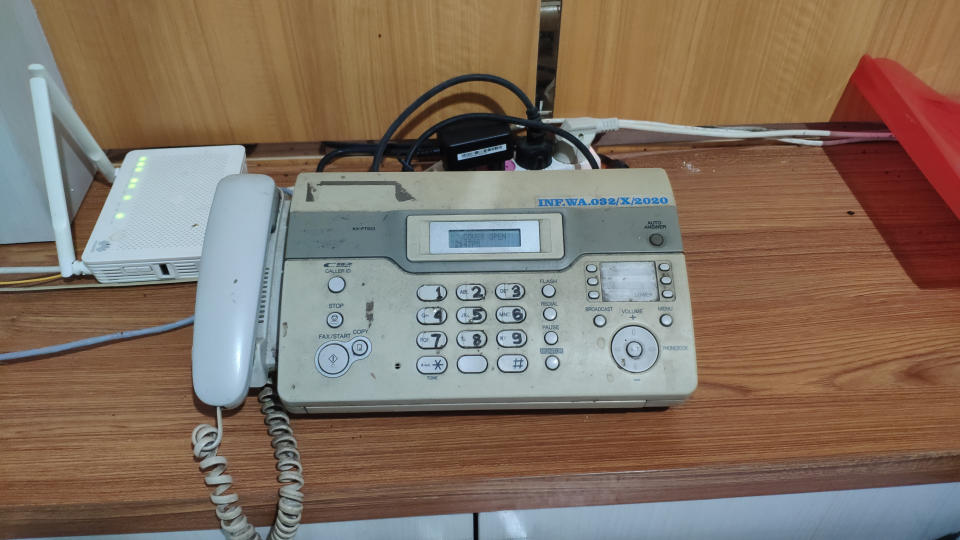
[371,74,539,172]
[316,142,440,172]
[400,113,600,171]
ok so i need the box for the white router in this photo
[81,146,246,282]
[9,64,246,283]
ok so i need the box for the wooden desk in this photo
[2,143,959,536]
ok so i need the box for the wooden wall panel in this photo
[33,0,539,148]
[555,0,960,124]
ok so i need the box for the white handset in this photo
[192,174,279,408]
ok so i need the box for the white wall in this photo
[482,482,960,540]
[0,0,94,244]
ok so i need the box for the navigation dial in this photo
[611,325,659,373]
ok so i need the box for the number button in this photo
[417,285,447,301]
[496,306,526,323]
[456,307,487,324]
[416,307,447,325]
[457,330,487,348]
[495,283,525,300]
[456,284,486,301]
[416,331,447,349]
[496,330,527,347]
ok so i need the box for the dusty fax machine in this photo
[192,169,697,413]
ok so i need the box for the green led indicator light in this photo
[115,212,125,219]
[134,167,143,172]
[123,195,132,201]
[128,183,137,189]
[130,177,139,183]
[138,156,146,161]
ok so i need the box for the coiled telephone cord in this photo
[259,385,305,539]
[191,384,304,540]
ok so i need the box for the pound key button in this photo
[497,354,528,373]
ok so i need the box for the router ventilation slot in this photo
[173,261,199,277]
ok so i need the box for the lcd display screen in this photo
[428,219,541,254]
[448,228,522,249]
[600,262,659,301]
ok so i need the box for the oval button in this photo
[496,306,526,323]
[496,330,527,347]
[457,355,488,373]
[495,283,525,300]
[417,356,447,374]
[457,330,487,348]
[456,284,486,300]
[416,331,447,349]
[417,285,447,301]
[456,307,486,324]
[416,307,447,325]
[497,354,528,373]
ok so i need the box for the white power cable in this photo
[0,266,62,275]
[544,117,895,146]
[775,136,895,147]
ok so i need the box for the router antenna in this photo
[24,63,113,277]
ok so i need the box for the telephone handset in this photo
[192,174,278,407]
[190,174,302,540]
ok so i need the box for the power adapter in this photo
[438,118,514,171]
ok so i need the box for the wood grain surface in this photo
[2,143,960,536]
[555,0,960,124]
[32,0,539,149]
